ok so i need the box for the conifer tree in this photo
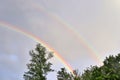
[23,44,54,80]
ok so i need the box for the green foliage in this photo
[101,54,120,80]
[23,43,120,80]
[81,53,120,80]
[57,68,81,80]
[57,68,73,80]
[23,44,54,80]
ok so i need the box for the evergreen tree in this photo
[23,44,54,80]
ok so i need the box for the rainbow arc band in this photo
[29,1,103,65]
[0,21,75,76]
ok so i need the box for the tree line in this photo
[23,43,120,80]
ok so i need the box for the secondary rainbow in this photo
[28,1,103,65]
[0,21,74,75]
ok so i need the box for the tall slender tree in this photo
[23,44,54,80]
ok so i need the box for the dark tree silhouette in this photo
[23,44,54,80]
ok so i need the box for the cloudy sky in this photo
[0,0,120,80]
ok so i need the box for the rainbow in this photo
[28,1,103,65]
[0,21,75,75]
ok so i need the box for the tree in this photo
[23,43,120,80]
[57,68,73,80]
[101,54,120,79]
[57,68,81,80]
[81,66,103,80]
[23,44,54,80]
[81,53,120,80]
[73,70,81,80]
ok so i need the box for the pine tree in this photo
[23,44,54,80]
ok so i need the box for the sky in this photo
[0,0,120,80]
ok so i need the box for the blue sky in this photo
[0,0,120,80]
